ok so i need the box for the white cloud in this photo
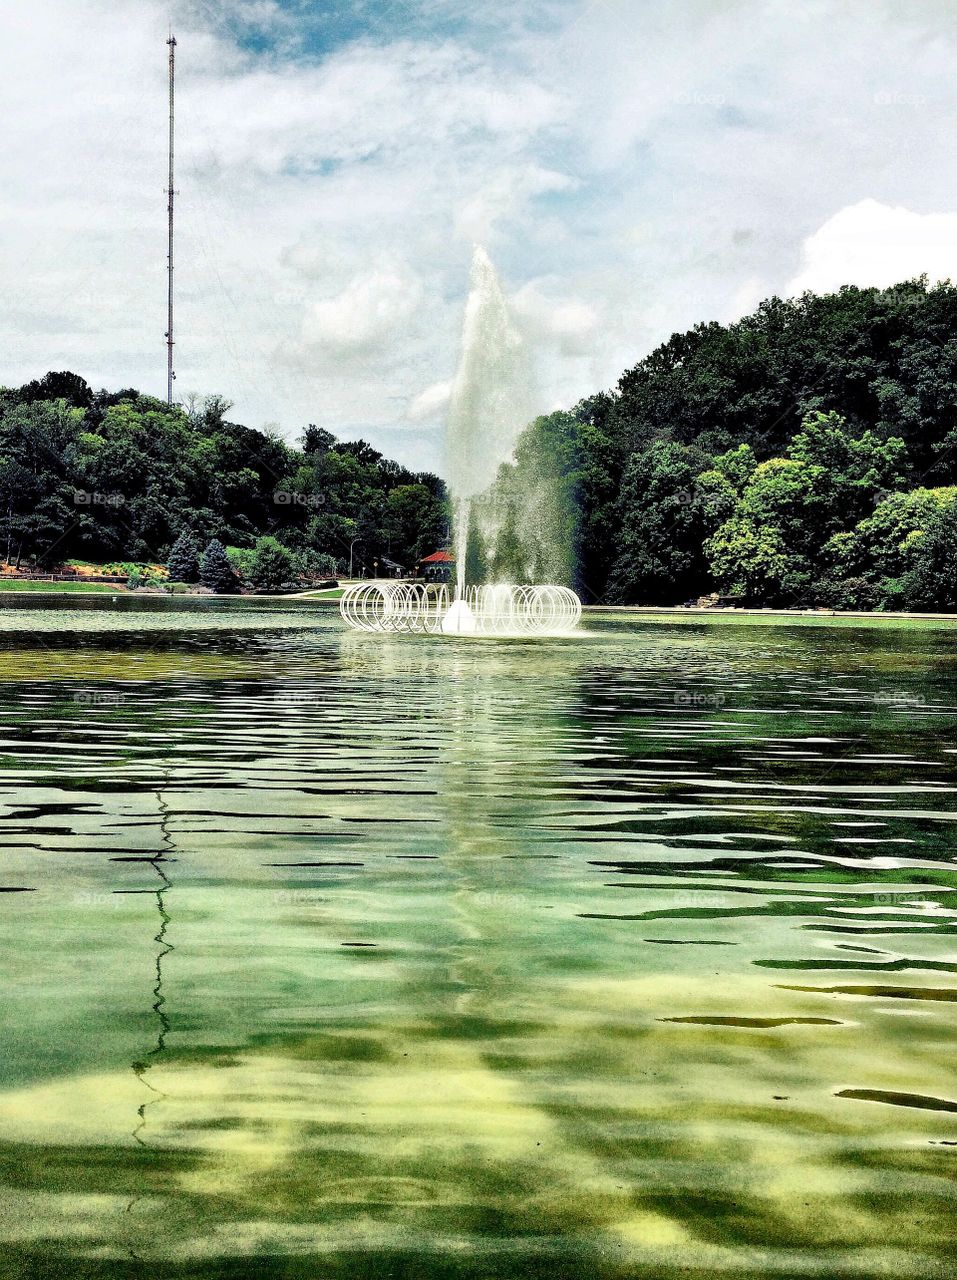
[787,199,957,296]
[512,280,598,357]
[4,1,957,471]
[406,380,453,422]
[455,166,574,243]
[301,260,423,354]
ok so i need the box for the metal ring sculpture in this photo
[340,582,581,635]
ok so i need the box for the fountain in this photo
[341,246,581,637]
[341,581,582,634]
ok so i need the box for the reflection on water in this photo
[1,599,956,1277]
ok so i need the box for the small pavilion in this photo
[418,549,454,583]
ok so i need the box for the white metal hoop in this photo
[340,582,581,636]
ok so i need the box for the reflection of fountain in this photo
[340,582,582,636]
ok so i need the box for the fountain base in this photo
[340,582,582,636]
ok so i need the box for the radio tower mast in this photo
[165,32,177,404]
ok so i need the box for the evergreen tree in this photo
[166,530,200,583]
[200,539,238,593]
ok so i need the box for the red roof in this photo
[419,549,454,564]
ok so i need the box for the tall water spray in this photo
[444,247,535,604]
[339,246,583,638]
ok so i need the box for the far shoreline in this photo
[1,584,957,627]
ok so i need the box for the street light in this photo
[349,536,360,579]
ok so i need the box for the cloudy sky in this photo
[3,0,957,471]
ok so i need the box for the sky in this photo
[3,0,957,473]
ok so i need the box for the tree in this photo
[14,274,957,611]
[200,539,238,593]
[248,536,297,591]
[702,414,910,606]
[824,487,957,607]
[295,549,337,579]
[604,441,714,604]
[384,483,447,566]
[302,424,336,454]
[166,530,200,583]
[788,410,907,525]
[18,370,93,409]
[0,371,450,576]
[705,515,797,603]
[900,501,957,610]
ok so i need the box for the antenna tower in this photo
[165,33,177,404]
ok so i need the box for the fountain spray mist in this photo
[339,247,583,638]
[445,247,535,604]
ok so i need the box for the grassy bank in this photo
[588,605,957,629]
[0,579,124,594]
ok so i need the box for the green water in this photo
[1,596,955,1278]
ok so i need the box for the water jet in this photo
[341,246,581,637]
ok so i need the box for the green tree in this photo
[249,536,297,591]
[166,530,200,583]
[824,487,957,607]
[605,441,714,604]
[200,539,238,593]
[384,483,447,567]
[705,516,795,602]
[899,501,957,610]
[704,414,909,606]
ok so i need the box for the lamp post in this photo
[349,537,360,579]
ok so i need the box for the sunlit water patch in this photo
[1,597,956,1277]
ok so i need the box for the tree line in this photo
[0,372,447,586]
[479,277,957,611]
[8,277,957,608]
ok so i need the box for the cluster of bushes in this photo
[481,277,957,610]
[156,531,338,594]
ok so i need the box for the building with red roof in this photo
[418,549,455,582]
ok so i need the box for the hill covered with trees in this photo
[481,277,957,611]
[0,372,447,582]
[8,277,957,610]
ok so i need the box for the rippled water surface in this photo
[1,596,956,1278]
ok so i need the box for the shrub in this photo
[226,546,255,582]
[249,536,297,591]
[293,549,338,579]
